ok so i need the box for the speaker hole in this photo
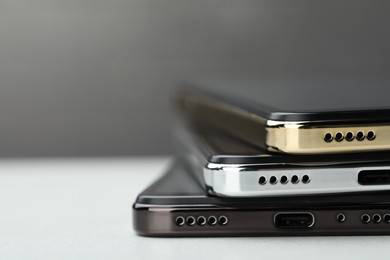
[208,216,217,226]
[383,214,390,223]
[291,175,299,184]
[186,216,196,226]
[197,216,206,226]
[373,214,381,223]
[258,176,267,185]
[280,175,288,184]
[324,133,333,142]
[219,216,228,225]
[356,131,365,141]
[361,214,370,224]
[175,216,185,226]
[336,213,346,223]
[345,132,354,141]
[302,175,310,184]
[335,132,344,142]
[367,131,376,141]
[270,176,278,185]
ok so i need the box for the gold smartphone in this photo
[175,76,390,154]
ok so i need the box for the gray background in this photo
[0,0,389,157]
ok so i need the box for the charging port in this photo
[358,170,390,185]
[274,212,315,229]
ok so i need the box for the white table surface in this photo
[0,157,389,260]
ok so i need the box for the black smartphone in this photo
[175,126,390,197]
[133,160,390,237]
[175,75,390,154]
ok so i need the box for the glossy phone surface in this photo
[176,127,390,197]
[133,161,390,237]
[181,75,390,121]
[176,76,390,154]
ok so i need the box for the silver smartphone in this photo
[175,125,390,197]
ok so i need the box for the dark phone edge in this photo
[133,205,390,237]
[178,84,390,122]
[133,160,390,237]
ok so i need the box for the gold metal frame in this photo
[267,121,390,154]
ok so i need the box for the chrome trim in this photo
[204,164,390,197]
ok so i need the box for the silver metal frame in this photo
[204,164,390,197]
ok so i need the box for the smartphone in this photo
[175,125,390,197]
[133,161,390,237]
[175,75,390,154]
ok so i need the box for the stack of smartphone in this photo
[134,76,390,237]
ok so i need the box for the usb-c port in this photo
[274,212,315,229]
[358,170,390,185]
